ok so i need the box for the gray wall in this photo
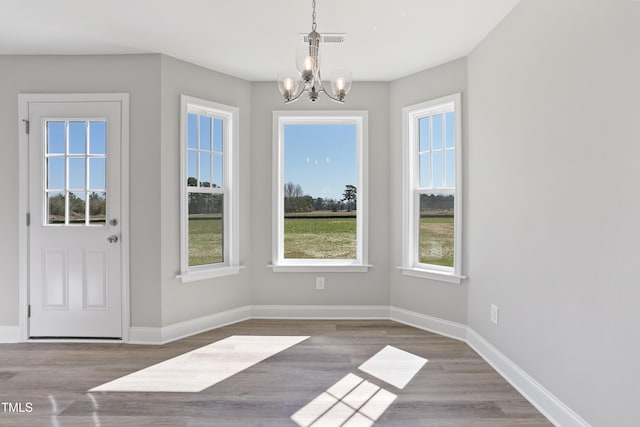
[249,82,391,306]
[0,54,163,328]
[0,54,253,330]
[159,56,252,326]
[467,1,640,425]
[389,58,469,324]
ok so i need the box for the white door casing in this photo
[18,94,129,340]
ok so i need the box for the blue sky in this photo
[46,121,107,197]
[418,112,456,188]
[187,114,224,187]
[284,124,356,200]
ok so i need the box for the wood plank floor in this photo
[0,320,551,426]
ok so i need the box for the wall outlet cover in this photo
[490,304,499,325]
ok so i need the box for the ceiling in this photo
[0,0,520,82]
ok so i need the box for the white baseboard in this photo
[389,306,467,342]
[466,328,590,427]
[128,326,162,344]
[0,326,20,343]
[129,305,251,345]
[251,304,389,319]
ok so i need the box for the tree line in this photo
[188,177,223,215]
[186,178,358,215]
[284,182,357,213]
[419,194,454,214]
[48,192,106,219]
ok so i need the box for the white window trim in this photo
[178,95,240,282]
[271,111,370,273]
[401,94,465,284]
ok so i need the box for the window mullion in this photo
[65,121,70,225]
[441,113,446,188]
[415,116,422,192]
[429,115,434,190]
[196,114,201,187]
[414,189,422,268]
[413,116,422,267]
[85,121,90,225]
[210,116,214,188]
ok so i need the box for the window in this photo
[272,111,369,272]
[45,120,107,225]
[401,94,464,283]
[178,95,239,282]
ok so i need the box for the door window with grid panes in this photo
[45,120,107,225]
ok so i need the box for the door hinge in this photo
[26,213,30,226]
[27,305,31,318]
[22,119,29,134]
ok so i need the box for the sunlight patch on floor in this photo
[358,345,427,389]
[291,373,397,427]
[90,335,309,392]
[292,345,427,426]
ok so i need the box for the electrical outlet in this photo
[490,304,499,325]
[315,277,325,290]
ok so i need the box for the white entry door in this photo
[27,98,125,338]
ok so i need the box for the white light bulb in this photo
[284,77,294,91]
[304,56,313,71]
[330,71,352,101]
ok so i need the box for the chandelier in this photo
[277,0,352,103]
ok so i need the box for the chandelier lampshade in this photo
[329,70,352,102]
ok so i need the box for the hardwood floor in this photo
[0,320,551,426]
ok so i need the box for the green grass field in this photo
[285,217,356,259]
[419,216,454,267]
[187,215,453,266]
[189,216,223,266]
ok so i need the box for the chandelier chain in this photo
[312,0,317,31]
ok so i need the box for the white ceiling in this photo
[0,0,520,81]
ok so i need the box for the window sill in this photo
[177,265,244,283]
[397,266,466,284]
[268,263,372,273]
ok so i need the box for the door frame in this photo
[18,93,130,342]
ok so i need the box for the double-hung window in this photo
[402,94,464,283]
[178,95,239,282]
[272,111,369,272]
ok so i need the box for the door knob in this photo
[107,235,119,243]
